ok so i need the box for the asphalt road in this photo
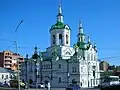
[0,87,100,90]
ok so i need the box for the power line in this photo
[5,42,15,50]
[0,38,14,42]
[99,54,120,60]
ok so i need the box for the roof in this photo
[0,67,14,73]
[77,42,87,50]
[50,21,70,30]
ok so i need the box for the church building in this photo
[21,3,100,88]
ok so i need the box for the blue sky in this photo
[0,0,120,65]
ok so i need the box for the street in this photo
[0,87,100,90]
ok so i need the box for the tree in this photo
[101,71,113,76]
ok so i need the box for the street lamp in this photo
[87,62,90,87]
[66,59,69,87]
[93,66,96,87]
[25,54,28,90]
[33,58,39,90]
[15,20,23,90]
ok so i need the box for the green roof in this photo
[77,42,87,50]
[50,21,70,30]
[77,33,85,36]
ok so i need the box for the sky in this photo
[0,0,120,65]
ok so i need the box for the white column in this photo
[62,31,65,46]
[68,31,70,46]
[51,34,53,46]
[56,33,59,45]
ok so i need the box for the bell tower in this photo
[50,2,71,47]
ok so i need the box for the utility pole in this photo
[39,51,43,83]
[15,20,23,90]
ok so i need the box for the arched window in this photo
[53,35,55,44]
[87,54,90,60]
[59,34,62,44]
[78,37,80,42]
[66,34,68,44]
[59,77,61,83]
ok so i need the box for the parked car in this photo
[9,79,25,88]
[101,84,120,90]
[29,82,36,88]
[4,83,10,87]
[0,82,4,87]
[38,83,45,88]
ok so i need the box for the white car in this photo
[38,83,45,88]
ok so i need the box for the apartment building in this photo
[0,50,24,71]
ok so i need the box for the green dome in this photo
[77,42,87,50]
[50,21,70,30]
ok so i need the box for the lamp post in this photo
[36,60,39,90]
[87,62,90,87]
[66,59,69,87]
[93,66,96,87]
[25,54,28,90]
[15,20,23,90]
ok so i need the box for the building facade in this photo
[0,67,14,84]
[0,50,24,71]
[21,4,100,88]
[100,61,109,72]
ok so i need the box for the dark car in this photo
[4,83,9,87]
[0,82,4,87]
[100,84,120,90]
[29,83,36,88]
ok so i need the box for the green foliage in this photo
[101,71,113,76]
[29,79,33,84]
[32,53,39,59]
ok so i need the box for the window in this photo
[58,64,61,69]
[10,75,13,79]
[72,67,76,72]
[2,75,4,79]
[93,79,95,85]
[46,64,51,69]
[59,77,61,83]
[87,54,90,60]
[78,37,80,41]
[96,80,98,85]
[30,62,32,72]
[53,35,56,44]
[6,75,8,79]
[66,34,68,44]
[42,64,51,69]
[94,55,96,61]
[59,34,62,44]
[93,70,95,77]
[81,67,83,72]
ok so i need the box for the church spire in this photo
[77,20,85,42]
[79,20,83,34]
[88,36,91,43]
[57,0,64,23]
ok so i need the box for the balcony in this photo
[4,61,12,65]
[5,56,12,59]
[5,65,11,68]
